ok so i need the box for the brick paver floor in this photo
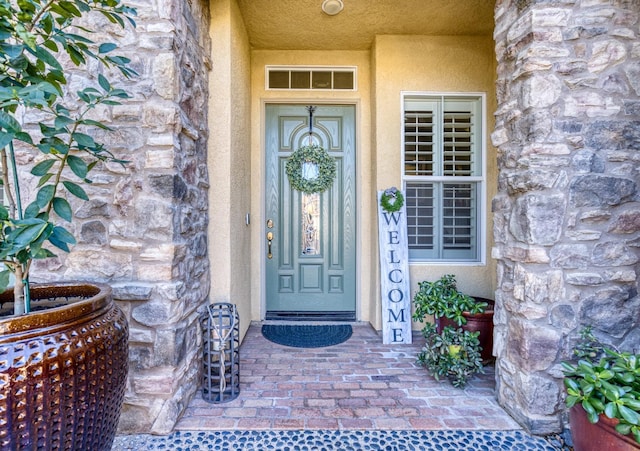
[174,322,521,431]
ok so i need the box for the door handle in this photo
[267,231,273,259]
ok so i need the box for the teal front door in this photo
[265,104,356,320]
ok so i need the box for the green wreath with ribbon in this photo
[286,144,337,194]
[380,188,404,213]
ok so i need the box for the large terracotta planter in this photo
[0,282,128,451]
[570,405,640,451]
[437,298,494,362]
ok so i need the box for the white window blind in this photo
[402,95,483,262]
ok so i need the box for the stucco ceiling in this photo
[236,0,495,50]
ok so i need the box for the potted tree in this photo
[0,0,136,449]
[412,274,494,362]
[562,327,640,451]
[416,322,483,388]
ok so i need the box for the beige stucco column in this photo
[208,0,252,338]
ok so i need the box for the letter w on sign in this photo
[377,190,412,345]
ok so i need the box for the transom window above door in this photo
[266,66,357,91]
[402,93,486,263]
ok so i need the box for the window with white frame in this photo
[402,94,484,262]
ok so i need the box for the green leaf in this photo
[605,402,618,419]
[599,369,615,380]
[616,423,632,436]
[67,155,88,178]
[32,247,56,259]
[72,132,95,148]
[67,44,86,66]
[24,201,40,219]
[98,73,111,91]
[565,395,579,408]
[62,181,89,200]
[42,39,59,53]
[15,132,33,145]
[110,89,130,99]
[625,399,640,410]
[583,400,599,423]
[98,43,117,54]
[31,159,56,176]
[59,0,82,17]
[36,173,54,188]
[62,33,93,44]
[564,378,579,391]
[35,81,62,96]
[0,110,22,133]
[0,205,8,221]
[619,405,640,426]
[54,115,74,129]
[80,119,112,130]
[36,185,55,208]
[48,226,75,252]
[15,23,36,49]
[0,131,14,149]
[52,197,72,222]
[35,46,63,71]
[0,270,11,293]
[590,398,605,413]
[0,43,23,59]
[8,220,49,251]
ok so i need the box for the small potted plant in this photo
[562,327,640,451]
[0,0,136,448]
[412,274,494,361]
[416,322,483,388]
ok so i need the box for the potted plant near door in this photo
[416,321,483,388]
[562,327,640,451]
[412,274,495,362]
[0,0,136,449]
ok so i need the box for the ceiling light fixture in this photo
[321,0,343,16]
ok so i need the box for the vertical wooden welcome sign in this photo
[377,188,412,344]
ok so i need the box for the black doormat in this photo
[261,324,352,348]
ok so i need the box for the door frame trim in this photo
[260,99,361,321]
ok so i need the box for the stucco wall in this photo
[248,37,496,330]
[372,35,498,331]
[249,50,374,323]
[209,0,252,339]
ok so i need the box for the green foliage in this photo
[0,0,136,311]
[562,327,640,444]
[380,188,404,213]
[285,144,337,194]
[412,274,488,326]
[417,322,484,388]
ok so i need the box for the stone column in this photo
[493,0,640,434]
[118,0,211,434]
[42,0,213,434]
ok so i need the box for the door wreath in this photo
[286,144,337,194]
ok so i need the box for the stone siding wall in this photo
[26,0,212,434]
[493,0,640,434]
[117,0,211,434]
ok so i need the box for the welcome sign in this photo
[377,188,412,344]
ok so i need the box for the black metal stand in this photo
[201,302,240,403]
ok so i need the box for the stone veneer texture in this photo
[492,0,640,434]
[25,0,212,435]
